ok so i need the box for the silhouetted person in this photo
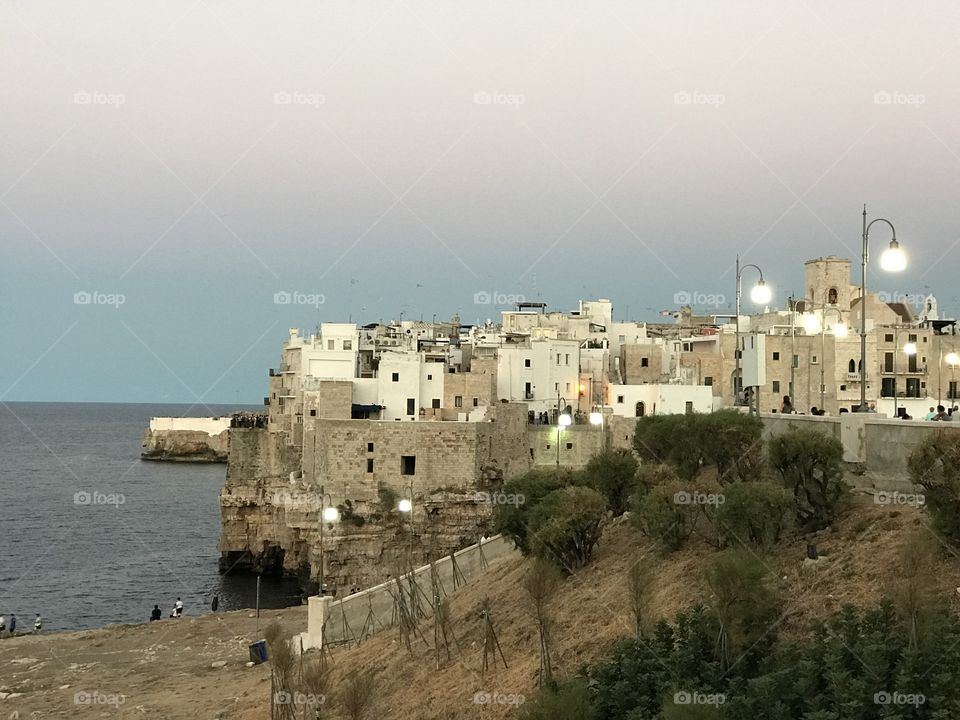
[150,605,162,621]
[211,595,219,612]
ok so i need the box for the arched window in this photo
[635,401,645,417]
[828,288,838,305]
[848,359,856,373]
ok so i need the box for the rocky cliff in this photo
[141,428,229,462]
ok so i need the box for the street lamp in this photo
[555,395,570,472]
[735,256,770,411]
[397,493,414,559]
[859,206,906,411]
[791,299,846,413]
[947,351,959,403]
[318,487,339,596]
[897,342,918,417]
[589,409,605,450]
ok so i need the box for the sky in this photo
[2,0,960,403]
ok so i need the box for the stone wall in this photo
[299,534,517,650]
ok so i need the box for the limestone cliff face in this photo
[141,429,229,462]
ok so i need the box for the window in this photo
[472,397,478,407]
[792,354,799,369]
[618,335,625,343]
[366,459,374,473]
[401,455,416,475]
[909,334,917,343]
[367,442,374,452]
[455,396,463,407]
[908,355,918,373]
[840,384,846,391]
[392,372,399,382]
[685,401,693,415]
[617,395,625,404]
[772,351,780,361]
[406,398,415,415]
[524,382,532,398]
[431,398,440,409]
[772,380,781,393]
[565,383,571,392]
[881,377,895,397]
[641,357,649,367]
[327,339,335,350]
[812,355,819,365]
[427,374,432,380]
[885,334,894,342]
[884,352,894,372]
[683,342,692,352]
[309,409,317,417]
[950,381,958,399]
[636,401,646,417]
[906,378,921,398]
[828,288,838,304]
[704,376,713,386]
[524,358,531,368]
[565,442,573,450]
[343,340,352,350]
[556,353,561,365]
[565,353,570,365]
[848,359,856,373]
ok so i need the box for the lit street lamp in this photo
[947,351,959,404]
[318,486,339,596]
[398,490,414,559]
[859,206,906,411]
[735,255,771,412]
[899,341,918,417]
[589,409,605,450]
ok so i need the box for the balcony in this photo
[846,372,861,381]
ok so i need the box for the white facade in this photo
[608,384,714,417]
[148,417,230,434]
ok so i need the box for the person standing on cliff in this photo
[150,605,162,621]
[211,595,219,612]
[33,614,42,633]
[174,598,183,617]
[9,615,16,634]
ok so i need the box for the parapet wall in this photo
[760,413,960,489]
[300,534,517,650]
[149,416,231,434]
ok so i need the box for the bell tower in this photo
[803,256,852,309]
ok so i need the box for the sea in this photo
[0,402,303,632]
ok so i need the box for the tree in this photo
[517,680,596,720]
[767,427,846,532]
[714,481,792,548]
[626,554,657,638]
[528,486,607,571]
[632,480,699,551]
[633,415,705,480]
[703,549,779,672]
[523,558,563,687]
[581,448,639,515]
[338,671,376,720]
[907,429,960,541]
[493,469,569,553]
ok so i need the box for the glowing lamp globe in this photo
[398,499,412,513]
[880,240,907,272]
[322,506,339,523]
[904,342,917,356]
[803,314,821,334]
[589,411,603,425]
[947,352,959,367]
[833,322,848,338]
[558,413,572,427]
[750,281,772,305]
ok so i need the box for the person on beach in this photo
[9,615,16,634]
[211,595,219,612]
[0,615,5,632]
[33,614,42,633]
[175,598,183,617]
[150,605,162,621]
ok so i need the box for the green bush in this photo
[632,480,700,551]
[493,469,569,553]
[715,481,792,547]
[528,486,607,571]
[767,426,846,532]
[908,429,960,542]
[632,411,763,483]
[581,448,639,515]
[516,680,595,720]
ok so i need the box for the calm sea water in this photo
[0,402,303,631]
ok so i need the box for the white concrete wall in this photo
[608,384,714,417]
[148,417,230,435]
[377,353,423,420]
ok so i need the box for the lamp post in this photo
[795,299,847,413]
[556,395,571,472]
[318,486,339,596]
[859,206,906,411]
[902,341,917,417]
[589,408,605,451]
[735,255,771,412]
[947,350,959,403]
[398,488,414,559]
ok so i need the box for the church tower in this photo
[803,256,852,309]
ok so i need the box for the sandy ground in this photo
[4,494,959,719]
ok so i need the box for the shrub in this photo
[767,426,846,531]
[632,480,699,551]
[528,486,607,571]
[493,470,569,553]
[715,481,792,547]
[517,680,596,720]
[633,411,763,483]
[581,448,639,515]
[907,429,960,542]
